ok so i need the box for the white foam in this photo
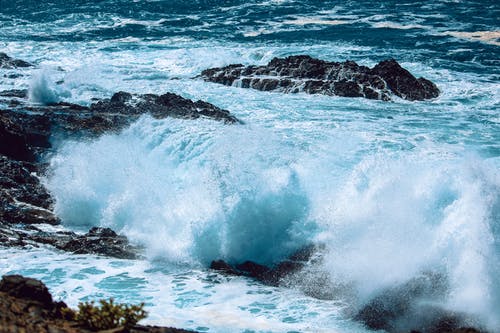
[28,68,70,104]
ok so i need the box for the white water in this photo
[1,7,499,329]
[44,111,500,330]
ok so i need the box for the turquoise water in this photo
[0,1,499,332]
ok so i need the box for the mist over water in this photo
[1,0,499,332]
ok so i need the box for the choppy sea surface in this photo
[0,1,499,332]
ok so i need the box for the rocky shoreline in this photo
[1,83,240,258]
[0,53,486,333]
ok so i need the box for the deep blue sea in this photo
[0,1,499,332]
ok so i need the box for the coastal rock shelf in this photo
[0,89,240,257]
[201,55,440,101]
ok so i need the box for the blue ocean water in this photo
[0,1,499,332]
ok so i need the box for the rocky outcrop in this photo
[0,224,140,259]
[0,53,33,69]
[0,90,240,257]
[0,275,196,333]
[56,227,139,259]
[91,91,240,124]
[0,91,240,155]
[200,55,440,101]
[0,156,57,224]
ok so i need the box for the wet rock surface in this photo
[0,88,239,257]
[0,275,196,333]
[0,224,140,259]
[210,245,321,287]
[0,53,33,69]
[211,254,487,333]
[354,272,487,333]
[91,91,240,124]
[201,55,440,101]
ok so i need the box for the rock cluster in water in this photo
[0,274,196,333]
[201,55,440,101]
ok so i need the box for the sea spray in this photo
[29,68,70,104]
[314,152,500,329]
[3,0,498,331]
[46,116,314,265]
[46,112,500,330]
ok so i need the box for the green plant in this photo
[74,298,147,331]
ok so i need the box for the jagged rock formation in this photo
[0,275,196,333]
[201,55,440,101]
[0,90,240,257]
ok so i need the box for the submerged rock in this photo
[0,52,33,69]
[200,55,440,101]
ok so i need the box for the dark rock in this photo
[371,59,440,100]
[236,261,270,279]
[0,275,54,309]
[201,55,439,101]
[0,223,140,259]
[210,245,319,287]
[91,91,241,124]
[0,52,33,69]
[446,329,484,333]
[57,227,140,259]
[0,113,38,162]
[0,89,28,98]
[355,272,447,331]
[210,260,241,276]
[0,155,59,225]
[354,272,485,333]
